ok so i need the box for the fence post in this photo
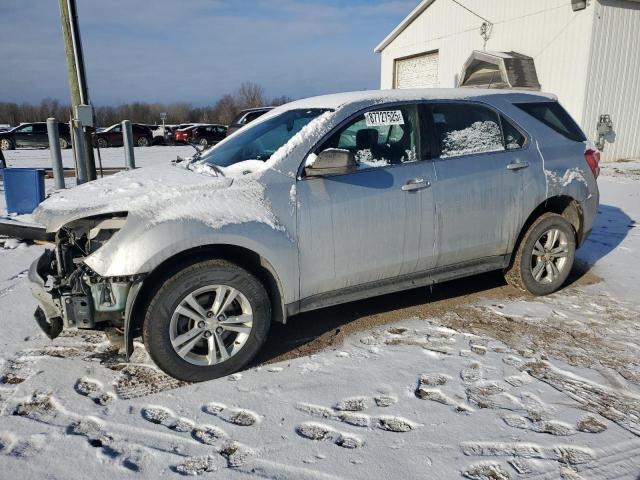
[122,120,136,170]
[72,120,88,185]
[46,118,66,189]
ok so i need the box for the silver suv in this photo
[29,89,600,381]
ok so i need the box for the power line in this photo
[449,0,492,24]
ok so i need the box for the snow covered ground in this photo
[0,150,639,479]
[2,145,196,171]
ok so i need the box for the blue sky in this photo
[0,0,416,105]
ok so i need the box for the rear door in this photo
[427,102,527,267]
[32,123,48,147]
[297,103,437,299]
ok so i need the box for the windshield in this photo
[200,108,329,167]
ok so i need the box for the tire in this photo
[1,138,13,151]
[59,137,69,149]
[96,137,109,149]
[137,136,150,147]
[505,213,576,296]
[198,137,208,147]
[143,259,271,382]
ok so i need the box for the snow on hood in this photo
[34,163,281,233]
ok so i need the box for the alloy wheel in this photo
[530,228,570,284]
[169,285,253,366]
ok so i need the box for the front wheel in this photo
[143,259,271,382]
[59,137,69,149]
[198,137,208,147]
[96,137,109,149]
[505,213,576,296]
[137,136,150,147]
[1,138,13,150]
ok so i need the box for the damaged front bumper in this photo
[28,249,143,355]
[29,252,63,339]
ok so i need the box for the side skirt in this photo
[287,255,510,316]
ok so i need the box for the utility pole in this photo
[59,0,97,181]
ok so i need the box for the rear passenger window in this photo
[502,116,526,150]
[515,102,586,142]
[431,104,505,158]
[321,105,420,169]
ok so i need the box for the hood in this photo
[34,163,279,233]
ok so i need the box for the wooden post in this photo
[59,0,97,181]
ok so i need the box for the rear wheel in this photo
[1,138,13,150]
[137,136,150,147]
[198,137,208,147]
[59,137,69,149]
[96,137,109,149]
[143,259,271,382]
[505,213,576,296]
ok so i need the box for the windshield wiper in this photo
[188,142,205,161]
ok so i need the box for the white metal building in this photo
[375,0,640,161]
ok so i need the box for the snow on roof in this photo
[278,88,556,111]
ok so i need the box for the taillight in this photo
[585,149,601,179]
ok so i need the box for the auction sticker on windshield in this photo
[365,110,404,127]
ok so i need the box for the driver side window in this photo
[320,105,420,170]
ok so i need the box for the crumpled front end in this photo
[28,213,143,340]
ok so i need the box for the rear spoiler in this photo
[0,218,54,242]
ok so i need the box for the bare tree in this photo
[0,83,293,127]
[235,82,266,110]
[270,95,293,107]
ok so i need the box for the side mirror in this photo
[305,148,357,177]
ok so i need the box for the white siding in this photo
[380,0,596,128]
[583,0,640,161]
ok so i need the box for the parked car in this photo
[226,107,273,136]
[0,122,71,150]
[190,124,228,147]
[166,123,198,145]
[93,123,153,148]
[173,125,197,144]
[27,89,600,382]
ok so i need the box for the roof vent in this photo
[458,51,541,91]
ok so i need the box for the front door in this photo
[297,104,437,299]
[426,102,526,267]
[12,124,34,147]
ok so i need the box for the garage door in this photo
[394,52,439,89]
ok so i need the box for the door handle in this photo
[507,161,530,171]
[402,178,431,192]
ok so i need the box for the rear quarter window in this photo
[515,102,586,142]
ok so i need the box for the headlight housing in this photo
[58,213,128,267]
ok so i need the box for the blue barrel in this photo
[3,168,46,215]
